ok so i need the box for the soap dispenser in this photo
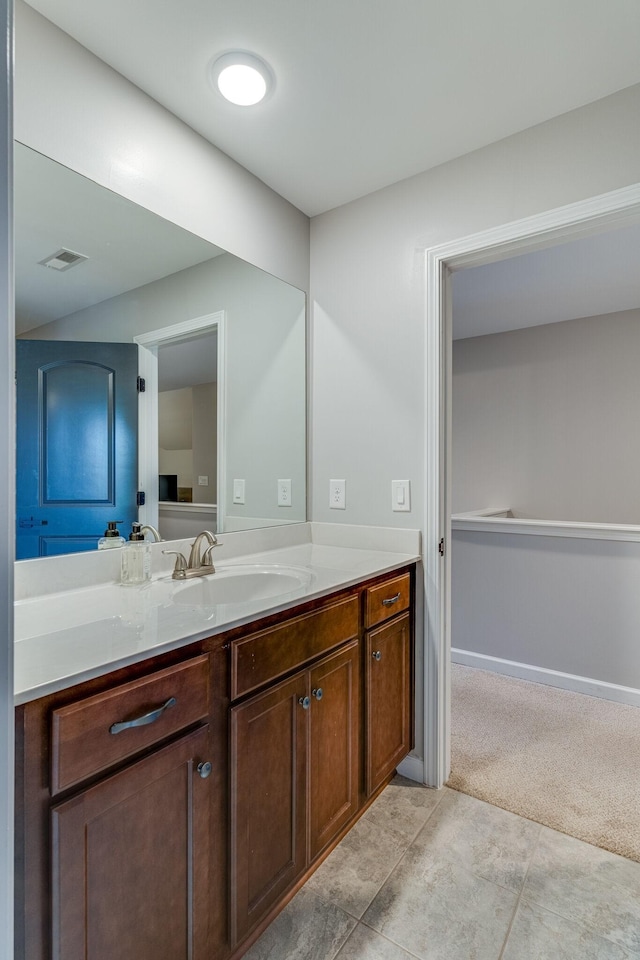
[98,521,125,550]
[121,522,152,585]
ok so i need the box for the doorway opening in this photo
[135,311,226,538]
[423,182,640,790]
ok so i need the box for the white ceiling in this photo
[452,221,640,339]
[24,0,640,216]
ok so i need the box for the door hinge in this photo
[137,491,146,506]
[438,538,445,557]
[137,376,146,393]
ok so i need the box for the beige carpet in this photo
[448,663,640,862]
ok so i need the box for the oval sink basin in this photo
[171,564,312,607]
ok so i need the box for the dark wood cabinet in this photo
[51,726,211,960]
[229,674,307,946]
[365,612,412,796]
[230,639,360,946]
[308,641,359,860]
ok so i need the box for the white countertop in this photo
[14,527,421,705]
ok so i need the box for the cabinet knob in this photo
[312,687,323,701]
[372,650,382,661]
[197,761,212,779]
[298,696,311,710]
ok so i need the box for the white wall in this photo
[14,0,310,293]
[158,387,193,452]
[192,382,217,504]
[310,84,640,767]
[452,309,640,523]
[310,84,640,528]
[451,529,640,697]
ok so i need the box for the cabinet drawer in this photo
[365,572,411,629]
[50,654,210,795]
[231,595,359,700]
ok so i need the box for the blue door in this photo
[16,341,139,559]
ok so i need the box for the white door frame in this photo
[134,311,226,534]
[424,182,640,789]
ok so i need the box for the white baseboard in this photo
[396,754,425,783]
[452,648,640,708]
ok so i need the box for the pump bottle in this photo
[98,521,125,549]
[121,522,152,584]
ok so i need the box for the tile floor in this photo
[243,777,640,960]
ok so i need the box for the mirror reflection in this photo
[15,142,307,559]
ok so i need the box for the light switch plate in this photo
[392,480,411,512]
[329,479,346,509]
[198,475,208,486]
[278,479,292,507]
[233,479,245,504]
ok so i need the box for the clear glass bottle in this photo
[98,520,125,549]
[121,522,152,584]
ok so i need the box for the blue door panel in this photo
[16,341,139,559]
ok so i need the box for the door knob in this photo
[372,650,382,661]
[312,687,323,701]
[298,696,311,710]
[197,761,212,779]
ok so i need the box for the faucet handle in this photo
[202,539,223,566]
[162,550,188,579]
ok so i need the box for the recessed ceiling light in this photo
[210,52,273,106]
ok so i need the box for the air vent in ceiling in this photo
[39,248,89,272]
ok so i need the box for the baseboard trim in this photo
[396,754,425,783]
[451,649,640,708]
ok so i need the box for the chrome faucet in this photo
[188,530,220,570]
[140,524,163,542]
[163,530,221,580]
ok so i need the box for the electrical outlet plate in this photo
[278,479,292,507]
[198,475,208,486]
[329,479,346,509]
[392,480,411,512]
[233,479,245,504]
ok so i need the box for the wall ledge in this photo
[452,509,640,543]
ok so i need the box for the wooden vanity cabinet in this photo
[229,599,360,947]
[364,572,413,796]
[14,644,223,960]
[52,726,211,960]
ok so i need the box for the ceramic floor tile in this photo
[335,922,421,960]
[410,787,541,892]
[523,828,640,953]
[363,775,444,843]
[502,899,637,960]
[530,826,640,896]
[362,845,517,960]
[241,887,356,960]
[306,814,411,918]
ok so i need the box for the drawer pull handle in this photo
[372,650,382,661]
[312,687,323,701]
[382,593,401,607]
[109,696,177,735]
[197,761,212,779]
[298,696,311,710]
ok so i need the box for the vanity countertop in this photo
[14,538,420,705]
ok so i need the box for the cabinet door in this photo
[230,673,308,946]
[366,613,411,795]
[51,726,211,960]
[308,640,360,861]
